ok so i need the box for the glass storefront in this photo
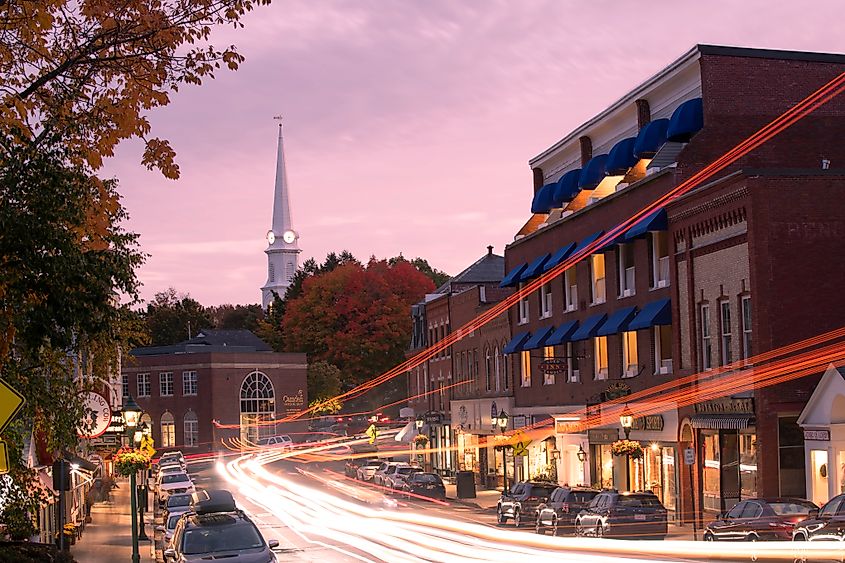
[702,429,757,514]
[630,444,678,519]
[591,444,614,489]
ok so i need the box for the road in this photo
[173,448,837,563]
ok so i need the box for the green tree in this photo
[208,303,263,332]
[307,361,342,403]
[143,288,212,346]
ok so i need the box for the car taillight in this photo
[562,502,570,513]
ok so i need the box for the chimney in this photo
[579,136,592,166]
[487,245,494,255]
[636,99,651,130]
[532,167,544,192]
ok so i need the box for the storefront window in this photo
[662,446,677,513]
[703,432,721,512]
[592,444,614,489]
[778,416,805,497]
[739,432,757,499]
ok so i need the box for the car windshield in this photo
[396,467,415,475]
[413,474,442,484]
[570,491,598,503]
[769,501,816,515]
[618,495,663,507]
[167,514,181,530]
[366,461,381,467]
[529,486,556,497]
[167,495,192,508]
[162,473,190,484]
[182,520,265,554]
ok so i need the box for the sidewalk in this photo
[71,478,155,562]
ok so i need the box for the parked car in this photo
[356,459,383,481]
[496,481,557,527]
[575,490,668,540]
[164,489,279,563]
[155,465,187,493]
[793,493,845,543]
[158,472,196,507]
[535,487,600,535]
[164,493,194,520]
[704,498,817,542]
[256,435,294,450]
[158,452,187,472]
[401,472,446,500]
[374,462,410,487]
[385,466,422,491]
[345,457,375,478]
[158,511,183,547]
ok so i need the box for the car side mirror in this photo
[809,508,820,519]
[268,539,280,549]
[156,525,166,532]
[164,548,176,560]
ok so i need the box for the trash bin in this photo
[456,470,476,499]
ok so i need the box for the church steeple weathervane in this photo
[261,118,301,309]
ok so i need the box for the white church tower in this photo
[261,121,301,309]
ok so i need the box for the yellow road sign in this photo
[140,435,156,458]
[0,441,8,474]
[511,430,532,457]
[0,378,25,433]
[365,424,378,444]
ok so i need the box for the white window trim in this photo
[518,282,530,325]
[520,350,531,387]
[137,373,150,398]
[590,255,606,305]
[160,372,174,397]
[622,331,638,377]
[594,336,608,380]
[654,325,673,375]
[741,296,752,361]
[564,268,578,312]
[618,244,636,298]
[700,304,712,371]
[720,300,732,366]
[566,342,579,383]
[651,231,671,289]
[540,282,553,319]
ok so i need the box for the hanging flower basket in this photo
[611,439,644,459]
[113,446,151,476]
[413,434,429,447]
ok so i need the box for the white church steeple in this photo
[261,120,301,309]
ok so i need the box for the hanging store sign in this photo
[694,398,754,415]
[588,428,619,444]
[632,415,665,432]
[603,382,631,401]
[424,412,443,425]
[539,359,567,374]
[77,392,112,439]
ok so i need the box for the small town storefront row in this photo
[450,397,514,488]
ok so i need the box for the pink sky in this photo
[103,0,845,306]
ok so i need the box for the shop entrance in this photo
[810,449,829,507]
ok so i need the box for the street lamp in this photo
[123,396,142,563]
[494,410,511,494]
[620,404,634,440]
[551,448,561,482]
[135,421,150,542]
[577,444,587,463]
[415,416,424,431]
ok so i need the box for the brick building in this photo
[122,329,307,453]
[500,44,845,524]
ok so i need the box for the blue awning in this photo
[546,320,579,346]
[596,306,638,336]
[520,253,551,281]
[500,263,528,288]
[570,314,608,341]
[543,242,577,273]
[629,299,672,330]
[605,137,638,175]
[503,331,532,354]
[624,208,668,241]
[531,183,557,214]
[552,169,582,207]
[633,118,669,159]
[578,154,608,190]
[570,231,605,259]
[666,98,703,143]
[522,326,555,350]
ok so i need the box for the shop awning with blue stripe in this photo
[552,169,582,207]
[500,263,528,288]
[546,320,579,346]
[666,97,703,143]
[531,183,557,214]
[596,306,638,336]
[578,154,609,190]
[520,253,551,281]
[570,313,607,341]
[543,242,577,273]
[605,137,638,175]
[503,331,532,354]
[624,208,668,240]
[522,325,555,350]
[628,298,672,330]
[633,118,669,159]
[571,231,605,259]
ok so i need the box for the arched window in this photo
[184,410,198,447]
[161,412,175,447]
[500,342,509,390]
[240,371,275,444]
[494,346,501,392]
[485,347,492,392]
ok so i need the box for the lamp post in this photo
[619,404,634,492]
[415,416,425,465]
[123,396,142,563]
[135,422,150,542]
[494,410,511,494]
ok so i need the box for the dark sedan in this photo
[704,498,817,542]
[536,487,599,535]
[793,493,845,543]
[401,472,445,499]
[497,481,557,527]
[575,490,668,540]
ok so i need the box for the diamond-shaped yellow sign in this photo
[0,441,8,474]
[0,378,25,434]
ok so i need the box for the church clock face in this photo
[282,230,296,244]
[266,230,275,245]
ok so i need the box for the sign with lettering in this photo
[684,448,695,465]
[588,428,619,444]
[539,359,567,374]
[424,412,442,425]
[78,392,112,439]
[804,429,831,441]
[632,415,665,432]
[283,389,305,414]
[694,398,754,415]
[603,382,631,401]
[555,420,582,434]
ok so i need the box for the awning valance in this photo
[605,137,638,175]
[520,253,551,282]
[666,97,703,143]
[552,170,582,207]
[543,242,577,273]
[522,326,555,350]
[570,313,608,341]
[625,208,668,240]
[546,320,579,346]
[500,263,528,288]
[571,231,605,259]
[596,306,638,336]
[578,154,609,190]
[531,183,557,214]
[633,118,669,159]
[629,299,672,330]
[503,331,532,354]
[689,414,755,430]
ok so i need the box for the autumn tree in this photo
[143,288,213,345]
[282,258,435,389]
[389,256,450,288]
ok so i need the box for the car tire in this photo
[514,510,522,528]
[596,523,604,538]
[575,520,584,537]
[497,507,507,526]
[704,532,715,542]
[535,516,544,535]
